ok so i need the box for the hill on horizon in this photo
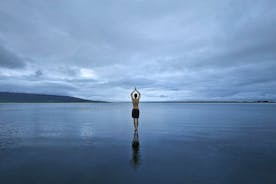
[0,92,103,103]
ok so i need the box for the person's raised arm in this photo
[137,90,141,100]
[130,90,135,100]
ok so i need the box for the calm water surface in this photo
[0,103,276,184]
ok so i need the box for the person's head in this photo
[134,93,138,99]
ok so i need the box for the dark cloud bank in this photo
[0,44,25,68]
[0,0,275,101]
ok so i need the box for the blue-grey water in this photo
[0,103,276,184]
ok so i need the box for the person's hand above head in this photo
[136,88,140,95]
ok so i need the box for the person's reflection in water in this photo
[131,131,141,168]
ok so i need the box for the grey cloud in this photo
[34,70,43,77]
[0,0,275,101]
[0,78,77,96]
[0,44,25,69]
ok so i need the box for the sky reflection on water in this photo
[0,103,276,184]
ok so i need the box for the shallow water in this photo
[0,103,276,184]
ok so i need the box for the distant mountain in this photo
[0,92,104,103]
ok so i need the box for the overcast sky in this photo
[0,0,275,101]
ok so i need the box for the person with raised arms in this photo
[130,87,141,132]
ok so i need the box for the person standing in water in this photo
[131,87,141,132]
